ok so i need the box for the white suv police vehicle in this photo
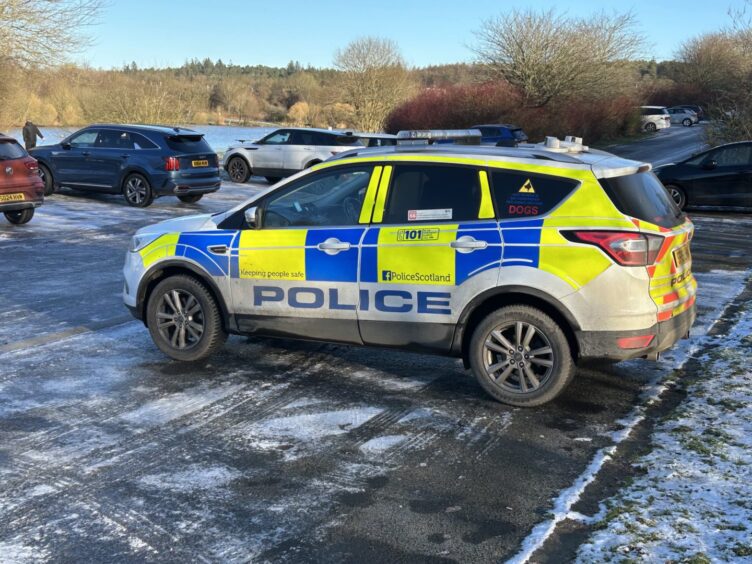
[124,136,696,407]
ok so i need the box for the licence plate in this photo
[192,160,209,168]
[0,193,24,202]
[673,244,691,268]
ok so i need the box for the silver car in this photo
[223,128,396,184]
[667,107,699,127]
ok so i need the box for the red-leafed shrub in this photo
[385,82,642,143]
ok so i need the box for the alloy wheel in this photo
[125,176,148,205]
[156,289,205,350]
[482,321,555,394]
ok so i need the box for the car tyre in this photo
[177,194,203,204]
[39,164,55,196]
[4,208,34,225]
[227,156,251,183]
[147,275,227,362]
[682,118,692,127]
[666,184,687,210]
[645,122,657,132]
[469,305,574,407]
[265,176,281,184]
[123,173,154,207]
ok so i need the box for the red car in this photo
[0,135,44,224]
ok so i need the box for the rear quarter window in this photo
[164,134,214,153]
[0,140,27,160]
[599,172,683,229]
[490,170,578,219]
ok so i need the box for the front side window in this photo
[713,145,752,167]
[261,131,291,145]
[68,130,99,147]
[381,164,482,224]
[491,170,578,219]
[262,166,373,228]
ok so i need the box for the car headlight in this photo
[129,233,164,252]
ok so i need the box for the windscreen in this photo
[599,171,684,229]
[0,140,26,160]
[165,134,213,153]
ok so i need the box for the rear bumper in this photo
[0,200,43,212]
[577,304,696,361]
[157,174,222,196]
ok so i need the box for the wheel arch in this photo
[136,260,233,332]
[453,286,581,368]
[119,166,152,190]
[226,152,253,173]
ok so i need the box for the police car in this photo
[123,134,696,407]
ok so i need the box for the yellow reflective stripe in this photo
[372,165,392,223]
[237,229,307,280]
[140,233,179,269]
[478,170,494,219]
[359,166,382,224]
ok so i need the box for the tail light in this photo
[563,230,664,266]
[165,156,180,171]
[24,160,38,172]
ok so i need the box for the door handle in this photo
[208,245,228,255]
[317,238,351,255]
[451,236,488,253]
[121,154,130,159]
[81,151,91,157]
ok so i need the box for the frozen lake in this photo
[3,124,277,155]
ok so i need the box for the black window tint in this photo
[491,170,578,219]
[382,165,481,224]
[0,140,26,160]
[261,131,291,145]
[133,133,158,149]
[714,145,752,166]
[599,172,683,229]
[263,166,372,228]
[164,134,213,153]
[96,130,135,149]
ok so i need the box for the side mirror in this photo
[61,142,71,150]
[702,159,717,170]
[244,206,260,228]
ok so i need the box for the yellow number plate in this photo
[192,160,209,167]
[0,193,24,202]
[673,244,691,267]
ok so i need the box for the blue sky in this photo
[80,0,742,69]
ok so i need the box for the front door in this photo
[358,163,502,352]
[693,144,752,206]
[52,129,100,187]
[252,130,290,175]
[229,164,380,343]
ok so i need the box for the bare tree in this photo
[334,37,414,132]
[0,0,102,68]
[473,9,643,107]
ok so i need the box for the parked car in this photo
[31,125,221,207]
[667,107,699,127]
[676,105,705,121]
[639,106,671,132]
[0,135,44,224]
[124,134,695,407]
[471,124,528,146]
[654,141,752,209]
[223,128,392,184]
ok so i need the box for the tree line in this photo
[1,0,751,144]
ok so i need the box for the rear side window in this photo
[0,140,26,160]
[165,134,213,153]
[133,133,158,149]
[382,164,481,224]
[491,170,578,219]
[599,172,683,228]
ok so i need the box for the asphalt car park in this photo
[1,127,750,562]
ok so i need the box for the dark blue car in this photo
[31,124,221,207]
[471,124,528,147]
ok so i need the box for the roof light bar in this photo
[396,129,482,145]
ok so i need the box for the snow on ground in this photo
[576,279,752,563]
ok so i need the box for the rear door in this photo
[229,164,378,343]
[0,140,34,198]
[358,162,501,351]
[88,129,133,190]
[164,133,218,183]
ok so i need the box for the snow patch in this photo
[359,434,407,455]
[139,464,242,493]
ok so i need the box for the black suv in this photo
[31,124,221,207]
